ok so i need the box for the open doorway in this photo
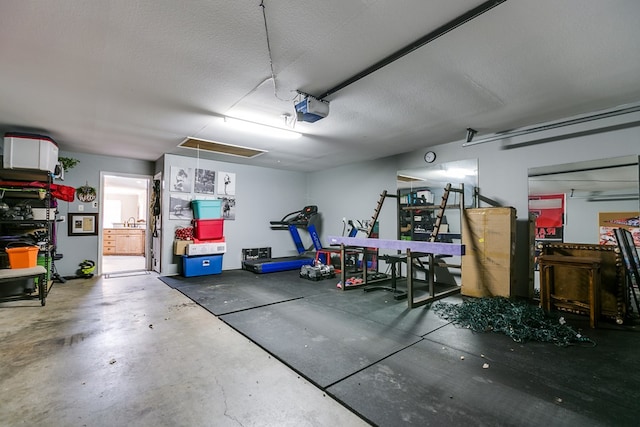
[100,173,151,275]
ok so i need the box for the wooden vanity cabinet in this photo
[103,228,145,255]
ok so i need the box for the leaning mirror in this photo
[528,154,640,312]
[396,158,478,241]
[528,155,639,246]
[395,158,478,288]
[397,159,478,207]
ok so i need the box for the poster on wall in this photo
[529,194,565,242]
[220,197,236,220]
[217,171,236,196]
[194,168,216,194]
[598,212,640,246]
[169,194,193,220]
[170,167,193,193]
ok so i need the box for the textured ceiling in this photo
[1,0,639,172]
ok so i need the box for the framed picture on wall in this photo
[194,168,216,194]
[68,213,99,236]
[598,212,640,246]
[217,171,236,196]
[170,166,193,193]
[169,194,193,220]
[221,196,236,220]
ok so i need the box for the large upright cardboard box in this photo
[461,207,516,297]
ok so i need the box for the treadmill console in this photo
[270,205,319,228]
[297,205,318,221]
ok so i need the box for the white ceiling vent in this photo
[179,137,267,158]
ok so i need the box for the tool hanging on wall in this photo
[150,179,161,238]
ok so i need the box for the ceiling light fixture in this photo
[224,117,302,139]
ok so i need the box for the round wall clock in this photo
[424,151,436,163]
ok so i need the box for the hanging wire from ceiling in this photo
[259,0,297,104]
[225,1,298,129]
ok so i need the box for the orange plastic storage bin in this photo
[6,246,39,268]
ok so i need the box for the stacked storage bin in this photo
[182,200,226,277]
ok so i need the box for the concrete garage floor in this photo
[0,274,369,427]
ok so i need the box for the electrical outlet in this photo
[92,201,98,208]
[78,204,84,212]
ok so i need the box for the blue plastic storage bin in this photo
[182,254,223,277]
[192,199,222,219]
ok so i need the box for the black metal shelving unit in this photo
[0,168,54,306]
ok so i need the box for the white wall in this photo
[256,111,639,297]
[396,112,640,220]
[55,108,639,284]
[159,154,309,275]
[565,197,638,244]
[393,112,640,295]
[307,157,401,243]
[55,151,154,276]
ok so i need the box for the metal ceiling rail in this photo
[316,0,507,100]
[463,104,640,147]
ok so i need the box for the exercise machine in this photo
[242,206,322,274]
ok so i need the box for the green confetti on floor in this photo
[434,297,594,347]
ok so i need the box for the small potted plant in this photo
[59,157,80,172]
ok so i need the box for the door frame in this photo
[99,171,153,275]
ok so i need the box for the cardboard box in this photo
[173,239,194,255]
[461,207,516,297]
